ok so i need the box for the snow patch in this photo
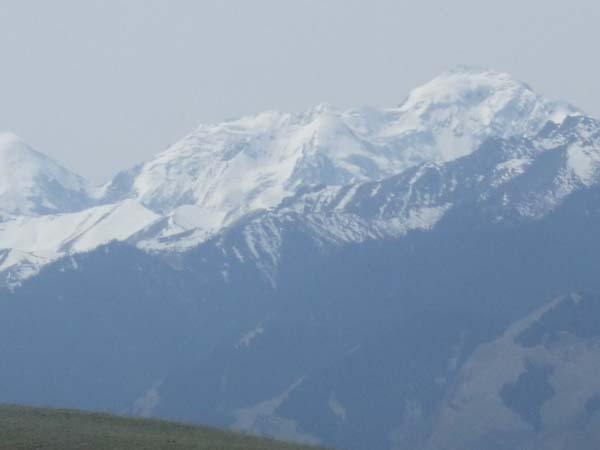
[232,378,321,445]
[132,380,163,418]
[328,391,348,422]
[236,324,264,349]
[566,145,600,186]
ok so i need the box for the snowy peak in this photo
[0,132,92,216]
[400,66,575,127]
[378,66,579,161]
[95,68,580,250]
[0,68,594,286]
[0,132,47,165]
[107,107,379,219]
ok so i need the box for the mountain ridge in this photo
[2,66,600,449]
[0,67,586,287]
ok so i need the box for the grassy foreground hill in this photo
[0,404,324,450]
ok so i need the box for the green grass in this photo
[0,404,325,450]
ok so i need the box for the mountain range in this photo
[1,67,600,450]
[0,66,578,286]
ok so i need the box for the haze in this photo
[0,0,598,183]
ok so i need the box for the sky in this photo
[0,0,599,183]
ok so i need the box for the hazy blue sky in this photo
[1,0,598,182]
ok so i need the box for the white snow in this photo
[232,378,321,445]
[236,324,265,349]
[131,380,163,418]
[0,201,158,255]
[566,144,600,186]
[101,67,575,247]
[0,132,92,216]
[328,391,348,422]
[0,200,159,284]
[491,157,532,187]
[0,67,593,285]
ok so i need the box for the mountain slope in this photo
[426,293,600,450]
[149,179,600,450]
[1,67,600,450]
[180,114,600,286]
[3,143,599,449]
[0,200,159,287]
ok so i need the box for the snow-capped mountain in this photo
[0,132,93,217]
[104,67,576,245]
[0,67,586,286]
[2,67,600,450]
[191,114,600,286]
